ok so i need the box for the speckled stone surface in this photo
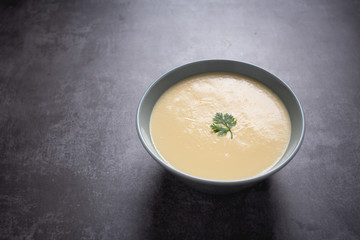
[1,0,360,239]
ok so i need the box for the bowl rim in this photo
[136,59,305,185]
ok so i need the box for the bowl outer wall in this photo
[136,60,305,192]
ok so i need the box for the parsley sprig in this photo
[210,112,237,139]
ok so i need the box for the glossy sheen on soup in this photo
[150,72,291,180]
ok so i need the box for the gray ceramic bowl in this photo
[136,60,305,194]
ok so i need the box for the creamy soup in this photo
[150,72,291,180]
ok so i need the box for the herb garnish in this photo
[210,112,237,139]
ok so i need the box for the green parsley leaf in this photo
[210,112,237,139]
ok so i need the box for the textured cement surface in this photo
[1,0,360,239]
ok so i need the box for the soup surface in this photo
[150,72,291,180]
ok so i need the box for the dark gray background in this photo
[1,0,359,239]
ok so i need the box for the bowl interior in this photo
[137,60,305,180]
